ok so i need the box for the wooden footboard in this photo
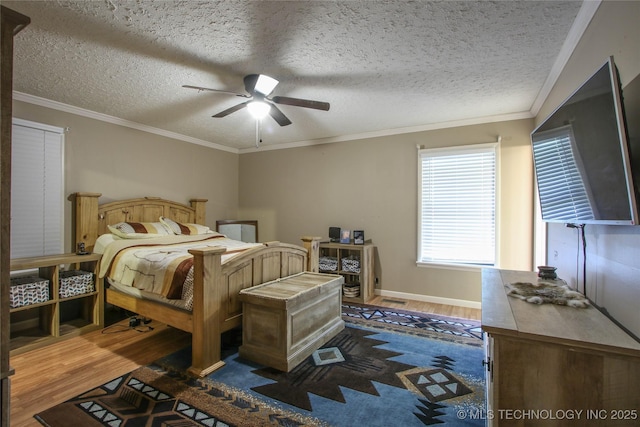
[71,192,321,376]
[187,241,318,376]
[105,238,320,376]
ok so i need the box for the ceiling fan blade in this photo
[183,85,250,98]
[271,96,330,111]
[243,74,259,94]
[268,103,292,126]
[212,101,249,118]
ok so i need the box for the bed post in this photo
[301,236,322,273]
[187,245,226,377]
[189,198,207,226]
[69,192,102,252]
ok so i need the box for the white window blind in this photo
[531,126,595,222]
[11,119,65,259]
[418,143,497,265]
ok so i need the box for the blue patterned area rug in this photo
[156,303,486,426]
[36,303,486,426]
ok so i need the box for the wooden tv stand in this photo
[482,269,640,426]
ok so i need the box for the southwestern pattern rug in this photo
[36,303,486,426]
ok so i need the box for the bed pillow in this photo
[93,233,122,254]
[107,221,173,239]
[160,216,213,235]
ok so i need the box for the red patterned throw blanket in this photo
[99,234,262,299]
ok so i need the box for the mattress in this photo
[98,232,263,311]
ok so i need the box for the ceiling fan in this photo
[183,74,330,127]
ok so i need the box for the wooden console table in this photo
[482,268,640,426]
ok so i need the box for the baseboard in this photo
[374,289,482,310]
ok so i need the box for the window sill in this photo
[416,261,497,272]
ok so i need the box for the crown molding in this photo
[530,0,601,117]
[12,91,239,154]
[239,111,534,153]
[15,91,532,156]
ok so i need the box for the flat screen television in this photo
[531,56,639,225]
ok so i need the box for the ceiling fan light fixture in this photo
[187,73,328,129]
[247,100,271,119]
[254,74,279,96]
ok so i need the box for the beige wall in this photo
[8,2,636,311]
[12,98,534,306]
[537,1,640,125]
[12,100,240,253]
[240,119,534,305]
[537,1,640,337]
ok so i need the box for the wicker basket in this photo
[10,276,50,308]
[341,256,361,273]
[319,256,338,272]
[59,270,94,298]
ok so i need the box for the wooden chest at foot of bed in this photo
[238,272,345,372]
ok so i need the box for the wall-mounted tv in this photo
[531,56,639,225]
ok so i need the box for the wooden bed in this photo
[70,193,321,377]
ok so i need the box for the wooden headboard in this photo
[69,193,207,252]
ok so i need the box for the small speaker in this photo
[329,227,341,242]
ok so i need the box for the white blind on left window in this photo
[11,120,64,258]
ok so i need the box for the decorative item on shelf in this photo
[76,242,89,255]
[9,276,50,308]
[353,230,365,245]
[59,270,94,298]
[340,229,351,244]
[329,227,341,243]
[537,265,558,280]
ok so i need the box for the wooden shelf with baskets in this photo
[9,253,102,355]
[318,241,375,303]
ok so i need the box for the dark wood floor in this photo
[9,297,480,426]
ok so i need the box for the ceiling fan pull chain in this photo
[255,119,263,148]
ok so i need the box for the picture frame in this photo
[340,229,351,244]
[353,230,365,245]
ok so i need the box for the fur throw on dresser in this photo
[505,281,589,308]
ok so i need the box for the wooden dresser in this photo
[482,268,640,426]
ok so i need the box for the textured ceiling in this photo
[5,0,588,152]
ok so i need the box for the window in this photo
[11,119,65,259]
[418,143,497,266]
[531,125,595,221]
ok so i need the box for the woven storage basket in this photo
[59,270,94,298]
[319,256,338,271]
[10,276,50,308]
[341,257,361,273]
[343,283,361,298]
